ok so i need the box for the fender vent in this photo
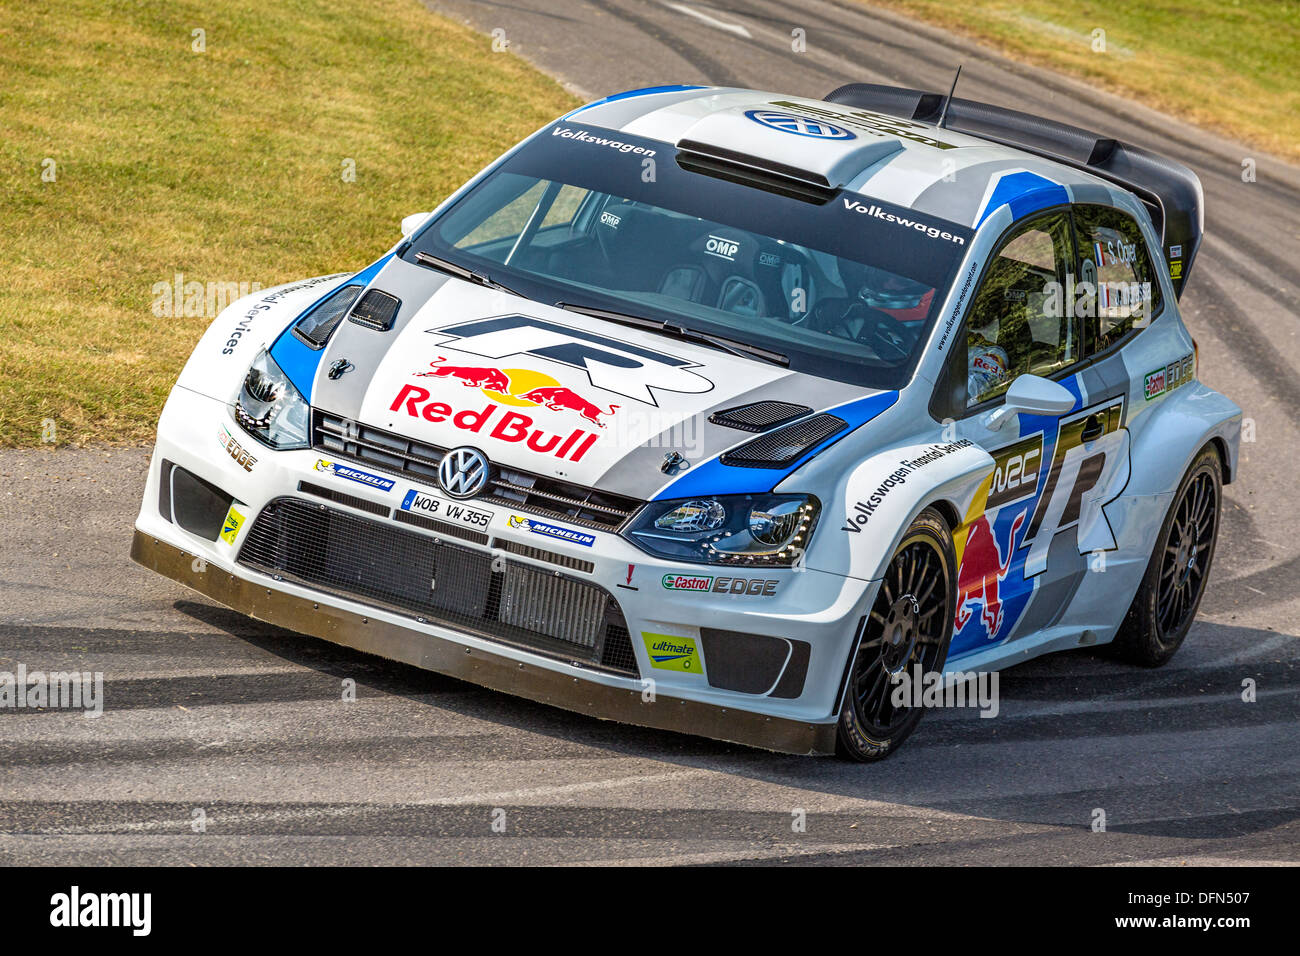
[348,289,401,331]
[709,401,811,433]
[719,413,847,469]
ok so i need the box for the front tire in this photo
[837,506,956,761]
[1111,444,1222,667]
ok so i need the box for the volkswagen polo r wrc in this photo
[133,82,1241,759]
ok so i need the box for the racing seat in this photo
[582,201,696,292]
[658,231,770,317]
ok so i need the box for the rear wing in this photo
[825,83,1203,298]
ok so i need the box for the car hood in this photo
[310,257,878,501]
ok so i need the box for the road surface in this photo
[1,0,1296,865]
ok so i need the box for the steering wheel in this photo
[811,299,915,362]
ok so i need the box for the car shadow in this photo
[173,598,1299,841]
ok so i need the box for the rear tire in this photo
[837,506,956,761]
[1111,445,1222,667]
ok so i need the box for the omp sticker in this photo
[641,632,703,673]
[220,506,245,545]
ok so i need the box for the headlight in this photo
[625,493,820,567]
[233,349,310,449]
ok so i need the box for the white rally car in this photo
[134,83,1241,759]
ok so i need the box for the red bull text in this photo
[390,384,599,463]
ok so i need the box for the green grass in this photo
[869,0,1300,162]
[0,0,578,447]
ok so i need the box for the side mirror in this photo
[401,211,433,237]
[984,374,1075,431]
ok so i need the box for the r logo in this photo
[1020,398,1127,576]
[426,315,713,405]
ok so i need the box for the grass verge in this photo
[868,0,1300,162]
[0,0,577,447]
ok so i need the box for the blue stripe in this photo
[653,391,899,500]
[269,253,393,399]
[976,171,1070,228]
[565,85,706,118]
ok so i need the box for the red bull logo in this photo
[517,386,619,428]
[390,383,599,463]
[419,358,511,392]
[955,510,1026,638]
[418,358,618,428]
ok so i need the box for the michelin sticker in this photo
[508,515,595,547]
[315,460,395,492]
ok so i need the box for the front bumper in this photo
[131,530,839,754]
[134,384,879,754]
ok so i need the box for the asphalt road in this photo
[2,0,1297,865]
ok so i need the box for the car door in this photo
[933,208,1131,660]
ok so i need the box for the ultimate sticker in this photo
[220,506,245,545]
[641,632,703,673]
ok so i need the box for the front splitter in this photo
[131,530,838,756]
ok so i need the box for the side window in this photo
[1073,204,1163,353]
[964,211,1079,407]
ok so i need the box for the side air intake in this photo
[719,413,847,469]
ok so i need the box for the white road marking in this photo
[435,768,712,806]
[17,770,720,834]
[566,842,898,866]
[663,3,751,39]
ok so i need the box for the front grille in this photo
[237,497,638,676]
[493,538,594,574]
[313,411,642,531]
[298,480,390,517]
[392,507,490,545]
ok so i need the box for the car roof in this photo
[568,85,1125,231]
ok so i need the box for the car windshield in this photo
[402,120,973,390]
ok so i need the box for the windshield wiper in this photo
[414,251,522,297]
[556,301,789,368]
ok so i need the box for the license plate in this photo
[400,488,493,529]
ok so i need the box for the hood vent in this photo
[293,284,363,349]
[348,289,401,331]
[719,413,847,469]
[709,401,812,433]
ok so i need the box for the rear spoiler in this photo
[824,83,1203,298]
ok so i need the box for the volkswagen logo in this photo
[744,109,855,140]
[437,447,490,499]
